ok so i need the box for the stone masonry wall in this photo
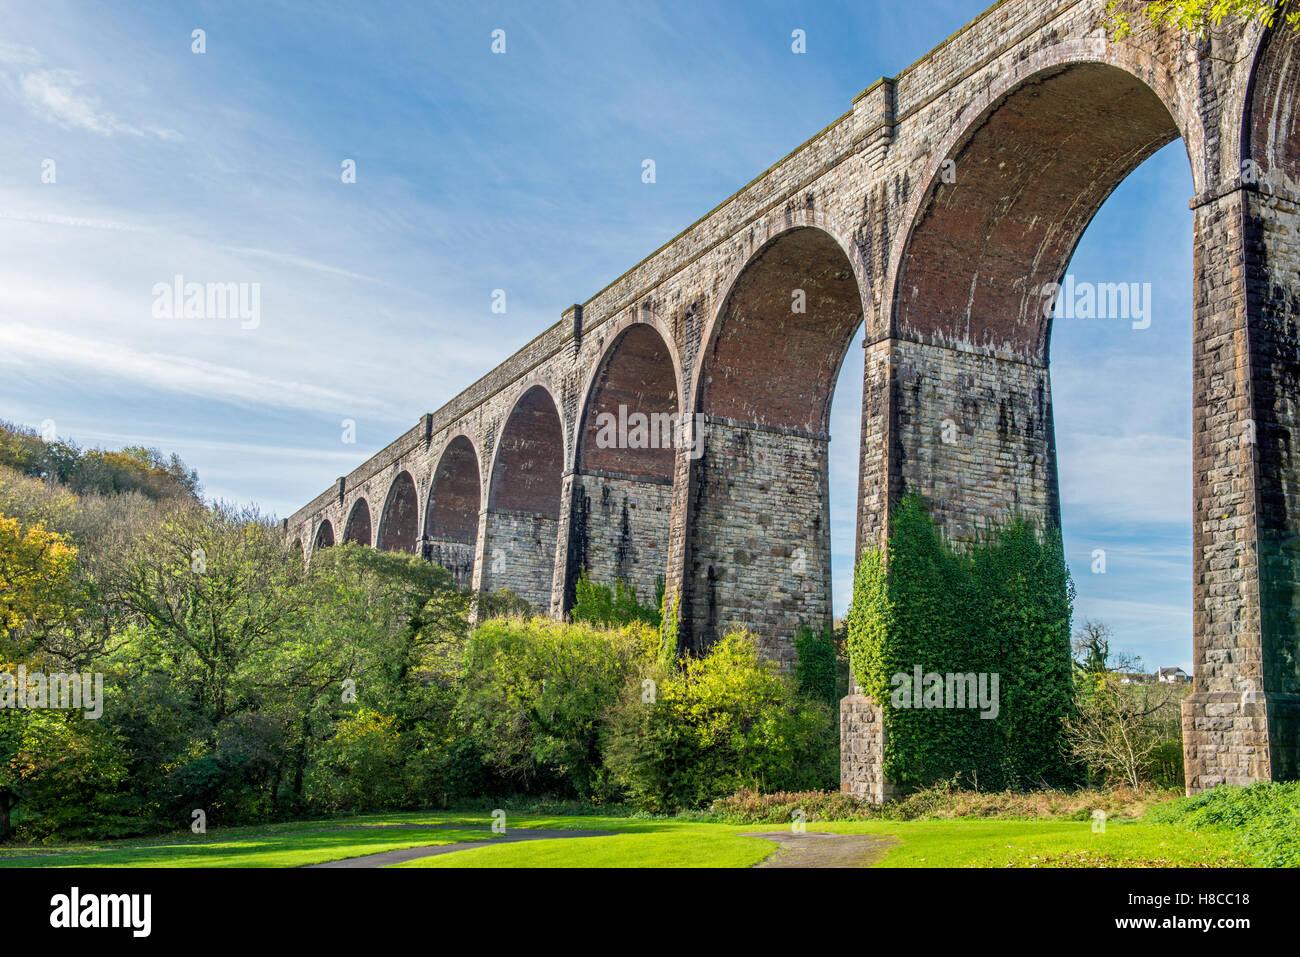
[682,420,833,668]
[569,473,673,607]
[480,510,560,611]
[424,539,475,588]
[840,692,900,804]
[891,341,1060,542]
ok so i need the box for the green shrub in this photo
[708,782,1175,825]
[1147,781,1300,866]
[571,571,662,629]
[453,617,656,800]
[794,626,839,708]
[603,631,838,812]
[473,588,533,621]
[305,708,405,812]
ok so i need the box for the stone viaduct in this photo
[288,0,1300,798]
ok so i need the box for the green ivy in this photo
[847,495,1076,792]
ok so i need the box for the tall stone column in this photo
[1182,183,1300,791]
[677,416,834,670]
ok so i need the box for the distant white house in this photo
[1157,667,1190,685]
[1118,672,1154,685]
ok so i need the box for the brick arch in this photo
[376,470,419,554]
[313,519,335,550]
[680,223,864,662]
[891,60,1186,361]
[424,433,482,585]
[691,218,873,431]
[488,383,566,516]
[343,498,372,546]
[482,383,566,608]
[578,321,682,479]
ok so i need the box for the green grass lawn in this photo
[845,818,1246,868]
[395,816,1247,868]
[0,808,1256,868]
[395,821,777,869]
[0,817,494,868]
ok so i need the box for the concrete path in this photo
[306,828,618,868]
[743,831,897,868]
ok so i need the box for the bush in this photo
[603,631,838,812]
[794,626,839,708]
[454,617,655,801]
[306,709,404,812]
[1066,676,1185,788]
[473,588,532,621]
[708,782,1176,825]
[1147,781,1300,866]
[2,710,138,841]
[571,571,662,628]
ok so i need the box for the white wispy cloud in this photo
[1057,431,1191,526]
[0,42,42,68]
[223,246,383,284]
[0,209,148,232]
[1,46,181,140]
[0,322,386,417]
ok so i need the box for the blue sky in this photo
[0,0,1194,672]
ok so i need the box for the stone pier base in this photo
[840,692,900,804]
[1183,691,1300,792]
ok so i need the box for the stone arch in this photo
[376,470,419,554]
[687,210,870,414]
[573,313,685,472]
[343,498,372,546]
[882,59,1192,551]
[313,520,335,550]
[883,44,1202,329]
[482,383,566,608]
[425,434,482,585]
[681,225,866,663]
[696,226,865,432]
[890,60,1186,362]
[565,320,682,609]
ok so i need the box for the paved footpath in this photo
[743,831,898,868]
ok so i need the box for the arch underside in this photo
[483,386,565,609]
[377,471,419,554]
[313,520,335,550]
[343,499,371,546]
[425,436,481,586]
[683,227,864,663]
[568,324,679,609]
[896,63,1180,360]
